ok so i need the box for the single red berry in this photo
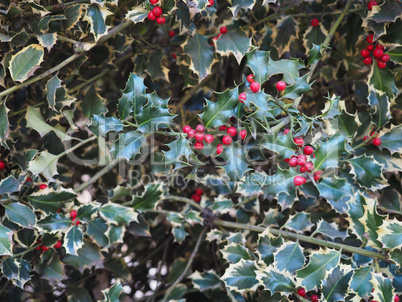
[276,81,286,91]
[313,171,322,181]
[220,26,227,34]
[57,209,61,213]
[188,129,196,138]
[0,161,5,171]
[311,294,319,302]
[216,145,223,155]
[35,240,42,250]
[377,61,386,69]
[195,133,205,141]
[373,138,381,146]
[370,130,378,137]
[366,34,374,44]
[148,11,156,21]
[26,177,32,182]
[311,18,319,27]
[376,44,384,50]
[240,130,247,140]
[283,129,290,135]
[367,44,374,51]
[54,240,62,249]
[207,0,214,7]
[305,162,314,172]
[219,125,228,131]
[294,176,306,187]
[168,30,175,38]
[194,141,204,150]
[191,194,201,203]
[70,210,77,219]
[205,134,214,144]
[150,0,158,4]
[297,157,306,166]
[42,246,49,252]
[183,125,192,133]
[303,146,314,155]
[294,137,304,146]
[364,57,373,65]
[250,82,260,93]
[381,54,390,62]
[153,6,162,17]
[246,74,255,83]
[394,296,400,302]
[300,166,306,173]
[39,184,48,190]
[172,53,177,59]
[239,92,247,103]
[195,189,203,196]
[298,154,307,161]
[363,135,370,142]
[196,124,205,133]
[156,16,166,25]
[289,157,298,167]
[361,49,370,57]
[227,127,237,137]
[284,158,290,163]
[373,49,383,58]
[72,218,80,226]
[222,135,232,145]
[368,0,377,10]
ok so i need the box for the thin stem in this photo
[234,196,258,208]
[59,136,96,159]
[162,227,208,302]
[69,69,109,93]
[267,115,291,134]
[215,220,389,261]
[162,195,203,211]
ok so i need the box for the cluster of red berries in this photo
[191,188,203,203]
[246,74,261,93]
[210,26,228,45]
[367,0,377,10]
[283,133,322,186]
[147,0,166,24]
[361,34,389,69]
[0,160,6,171]
[297,288,319,302]
[35,239,62,252]
[363,131,381,146]
[70,210,80,226]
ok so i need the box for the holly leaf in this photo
[45,74,62,110]
[87,218,109,246]
[273,242,305,273]
[37,213,71,232]
[283,213,313,233]
[386,47,402,64]
[348,155,386,190]
[63,226,83,256]
[221,259,259,294]
[261,167,298,198]
[215,29,251,64]
[38,33,57,52]
[350,266,373,297]
[36,256,66,282]
[83,3,112,41]
[0,176,20,195]
[163,136,194,165]
[190,270,222,291]
[296,249,341,291]
[221,243,253,264]
[0,225,12,256]
[0,102,10,143]
[76,203,99,222]
[218,143,252,181]
[64,239,103,271]
[317,178,354,213]
[272,16,298,56]
[281,74,313,100]
[118,73,147,120]
[308,44,322,66]
[28,150,60,181]
[136,105,175,133]
[378,125,402,155]
[126,5,149,24]
[261,131,297,159]
[80,85,107,117]
[3,203,36,228]
[246,50,270,84]
[258,268,295,294]
[368,62,398,98]
[313,134,348,171]
[9,44,44,82]
[101,281,123,302]
[367,0,402,23]
[100,202,139,225]
[303,26,326,50]
[133,182,163,212]
[358,196,384,248]
[63,4,85,31]
[2,258,31,288]
[27,188,76,214]
[322,266,353,302]
[267,56,303,85]
[313,220,348,240]
[88,113,124,136]
[377,218,402,250]
[111,131,145,161]
[368,91,390,129]
[247,90,275,122]
[183,33,215,79]
[371,273,394,302]
[228,0,255,17]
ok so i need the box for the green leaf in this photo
[183,33,215,79]
[219,143,252,181]
[313,134,347,171]
[386,47,402,64]
[37,213,71,232]
[378,125,402,155]
[317,178,354,213]
[371,273,394,302]
[172,225,187,243]
[2,258,31,288]
[357,196,384,247]
[87,218,109,246]
[163,136,194,165]
[200,88,239,128]
[281,74,312,100]
[368,0,402,23]
[100,202,139,225]
[258,268,295,295]
[77,203,99,222]
[369,62,398,98]
[0,224,13,255]
[88,113,124,136]
[27,189,76,214]
[3,203,36,228]
[80,85,107,117]
[38,33,57,52]
[0,102,9,143]
[261,132,297,159]
[346,193,366,239]
[107,224,125,244]
[146,49,167,80]
[211,196,234,214]
[272,17,297,56]
[111,131,145,161]
[368,91,390,129]
[83,4,112,41]
[331,110,358,138]
[126,6,149,24]
[228,0,255,17]
[322,266,353,302]
[296,249,341,291]
[133,182,163,212]
[118,73,147,120]
[377,218,402,250]
[36,256,65,282]
[378,188,401,214]
[64,239,103,271]
[45,74,62,110]
[190,270,222,291]
[348,155,386,190]
[303,26,326,49]
[0,176,20,195]
[268,56,303,86]
[215,29,251,64]
[9,44,44,82]
[261,167,298,198]
[273,242,305,273]
[136,105,176,133]
[255,231,277,266]
[350,266,373,298]
[38,14,66,31]
[308,44,322,66]
[221,243,253,263]
[221,259,259,293]
[63,4,85,30]
[246,90,274,122]
[63,226,83,256]
[283,213,312,233]
[28,150,60,181]
[314,220,348,240]
[246,50,270,85]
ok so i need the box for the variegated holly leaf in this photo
[258,267,295,295]
[0,224,12,256]
[377,218,402,250]
[125,5,149,24]
[63,4,85,30]
[215,29,251,64]
[221,259,259,294]
[133,182,163,212]
[63,226,83,256]
[348,155,386,190]
[322,266,353,302]
[38,33,57,52]
[0,176,19,195]
[183,33,215,79]
[368,91,390,129]
[36,256,66,282]
[28,150,61,181]
[27,188,76,214]
[368,62,398,98]
[3,203,36,228]
[218,143,252,181]
[317,178,354,213]
[313,134,348,171]
[228,0,255,17]
[246,50,270,84]
[261,167,298,198]
[371,273,394,302]
[37,213,71,232]
[190,270,222,291]
[261,131,297,159]
[111,131,145,161]
[2,258,31,288]
[350,266,373,297]
[163,136,194,165]
[357,196,385,248]
[283,212,313,233]
[346,193,367,239]
[221,243,253,264]
[378,125,402,155]
[100,202,139,225]
[313,220,348,240]
[303,25,326,49]
[64,239,103,272]
[272,16,298,56]
[87,218,109,246]
[386,47,402,64]
[367,0,402,23]
[80,85,107,117]
[101,281,123,302]
[9,44,44,82]
[136,104,176,133]
[83,4,112,41]
[118,73,147,120]
[273,242,305,273]
[211,196,233,214]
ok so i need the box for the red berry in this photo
[284,158,290,163]
[195,133,204,141]
[195,189,203,195]
[26,177,32,182]
[305,162,314,172]
[153,6,162,17]
[303,146,314,155]
[150,0,158,4]
[70,210,77,218]
[250,82,260,93]
[227,127,237,137]
[381,54,390,62]
[222,135,232,145]
[148,11,156,20]
[276,81,286,91]
[373,138,381,146]
[220,26,227,34]
[205,134,214,144]
[376,44,384,50]
[311,294,319,302]
[367,44,374,51]
[54,240,62,249]
[283,129,290,135]
[363,135,370,142]
[239,92,246,103]
[156,16,166,25]
[191,194,201,203]
[172,53,177,59]
[368,1,377,10]
[216,145,223,155]
[395,296,400,302]
[313,171,322,181]
[297,157,306,166]
[240,130,246,140]
[57,209,61,213]
[311,18,319,27]
[0,161,5,171]
[72,218,80,225]
[294,177,306,187]
[188,129,196,138]
[289,157,298,167]
[194,141,204,150]
[364,57,373,65]
[246,74,255,83]
[219,125,228,131]
[39,184,48,190]
[35,240,42,250]
[361,49,370,57]
[377,61,386,69]
[300,166,306,173]
[294,137,304,146]
[183,125,192,133]
[367,34,374,44]
[298,154,307,161]
[196,124,205,133]
[42,246,49,252]
[207,0,214,7]
[168,30,175,38]
[373,49,383,58]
